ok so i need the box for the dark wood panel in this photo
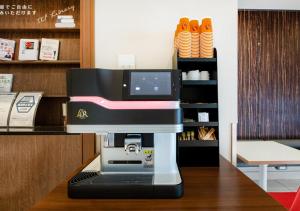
[0,0,80,29]
[238,10,260,139]
[238,10,300,139]
[31,157,285,211]
[0,135,82,211]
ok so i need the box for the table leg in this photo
[259,164,268,191]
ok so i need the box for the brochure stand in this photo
[0,92,17,127]
[9,92,43,127]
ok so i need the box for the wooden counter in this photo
[0,134,83,211]
[31,157,285,210]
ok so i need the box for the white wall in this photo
[94,0,238,161]
[239,0,300,10]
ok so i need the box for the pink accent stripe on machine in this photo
[70,96,179,110]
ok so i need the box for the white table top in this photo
[237,141,300,165]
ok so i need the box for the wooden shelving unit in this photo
[0,126,69,135]
[182,80,217,86]
[183,122,219,127]
[0,1,95,210]
[178,140,219,147]
[173,49,219,167]
[0,28,80,32]
[180,103,218,109]
[0,60,80,65]
[0,1,83,126]
[0,0,96,159]
[177,57,217,63]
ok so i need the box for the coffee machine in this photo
[67,68,183,198]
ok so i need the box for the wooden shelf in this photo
[181,103,218,109]
[183,122,219,127]
[0,60,80,65]
[0,126,76,135]
[42,95,68,98]
[178,140,219,147]
[42,96,69,98]
[182,80,217,86]
[0,28,80,33]
[177,57,217,63]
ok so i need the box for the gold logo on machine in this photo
[76,109,88,119]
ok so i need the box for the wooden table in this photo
[31,156,284,211]
[238,141,300,191]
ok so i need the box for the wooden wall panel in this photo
[238,10,300,139]
[80,0,94,68]
[82,133,95,162]
[0,65,73,96]
[238,11,260,139]
[0,135,82,211]
[80,0,95,163]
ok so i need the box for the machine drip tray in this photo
[92,173,153,184]
[68,172,183,199]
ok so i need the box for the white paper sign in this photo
[0,93,17,127]
[9,92,43,127]
[0,74,13,93]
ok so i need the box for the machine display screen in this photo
[130,72,172,96]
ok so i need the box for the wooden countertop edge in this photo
[237,154,300,165]
[30,155,285,210]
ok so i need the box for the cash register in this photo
[67,68,183,198]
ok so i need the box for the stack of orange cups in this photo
[190,20,200,58]
[178,17,192,58]
[200,18,214,58]
[174,24,180,50]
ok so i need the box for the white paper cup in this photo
[200,71,210,80]
[182,72,187,80]
[187,70,200,80]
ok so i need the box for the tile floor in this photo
[238,166,300,192]
[253,179,300,192]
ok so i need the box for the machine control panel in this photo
[122,69,180,100]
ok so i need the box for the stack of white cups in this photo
[200,71,209,80]
[183,70,210,81]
